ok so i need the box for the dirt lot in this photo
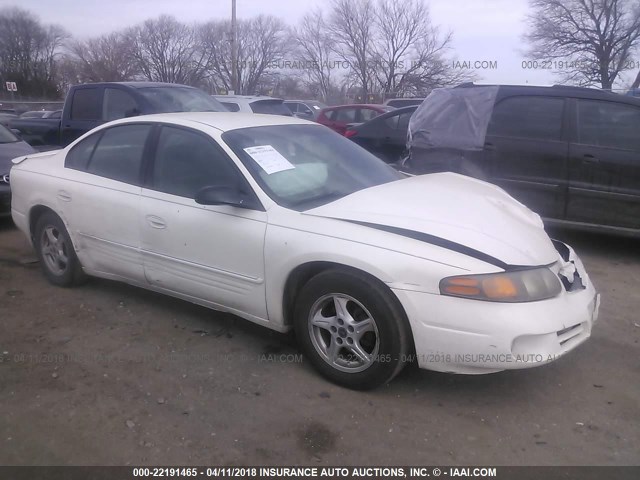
[0,217,638,466]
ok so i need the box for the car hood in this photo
[0,141,36,175]
[306,173,559,267]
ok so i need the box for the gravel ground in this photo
[0,218,638,466]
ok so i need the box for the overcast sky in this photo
[10,0,631,87]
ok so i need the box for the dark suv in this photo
[402,84,640,233]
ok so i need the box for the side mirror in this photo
[10,128,21,138]
[195,185,251,208]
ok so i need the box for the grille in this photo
[557,322,585,348]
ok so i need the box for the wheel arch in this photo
[28,204,61,242]
[281,261,416,353]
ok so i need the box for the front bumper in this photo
[393,242,600,374]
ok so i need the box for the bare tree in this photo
[0,7,68,98]
[67,32,139,82]
[128,15,211,86]
[525,0,640,89]
[201,15,288,95]
[293,9,336,102]
[328,0,377,98]
[372,0,464,97]
[327,0,473,100]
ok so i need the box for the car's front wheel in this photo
[294,269,412,390]
[34,212,87,287]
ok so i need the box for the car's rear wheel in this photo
[294,269,411,390]
[34,212,86,287]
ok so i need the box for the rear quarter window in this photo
[576,99,640,151]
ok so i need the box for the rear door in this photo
[484,95,568,219]
[60,123,153,281]
[60,86,104,146]
[566,98,640,229]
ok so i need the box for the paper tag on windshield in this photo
[243,145,295,175]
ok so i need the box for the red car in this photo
[317,104,393,135]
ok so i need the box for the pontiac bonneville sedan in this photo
[10,113,600,389]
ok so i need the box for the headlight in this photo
[439,267,561,302]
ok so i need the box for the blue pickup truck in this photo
[9,82,227,148]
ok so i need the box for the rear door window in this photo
[576,100,640,151]
[87,124,152,184]
[335,108,357,123]
[70,88,101,121]
[487,96,564,140]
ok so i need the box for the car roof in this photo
[106,112,312,132]
[323,104,386,110]
[379,105,418,116]
[455,83,640,106]
[214,95,283,102]
[72,82,197,89]
[284,99,324,104]
[352,105,417,125]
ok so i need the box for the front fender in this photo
[263,222,479,327]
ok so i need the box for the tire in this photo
[34,211,87,287]
[294,268,412,390]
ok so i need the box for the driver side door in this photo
[140,124,268,320]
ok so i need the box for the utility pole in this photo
[230,0,237,95]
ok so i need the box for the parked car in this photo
[19,110,62,119]
[10,112,599,389]
[213,95,292,116]
[0,113,18,128]
[383,98,424,108]
[345,106,418,163]
[0,124,36,217]
[8,111,62,146]
[401,83,640,233]
[9,82,226,148]
[283,100,327,120]
[317,104,393,135]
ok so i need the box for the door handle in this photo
[582,154,599,164]
[484,142,495,150]
[56,190,72,202]
[146,215,166,229]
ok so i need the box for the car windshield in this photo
[223,124,402,210]
[250,100,292,116]
[0,124,19,144]
[138,87,227,113]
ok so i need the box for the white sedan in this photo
[10,113,600,389]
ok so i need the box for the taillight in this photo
[344,129,357,138]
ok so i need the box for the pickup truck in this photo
[9,82,227,148]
